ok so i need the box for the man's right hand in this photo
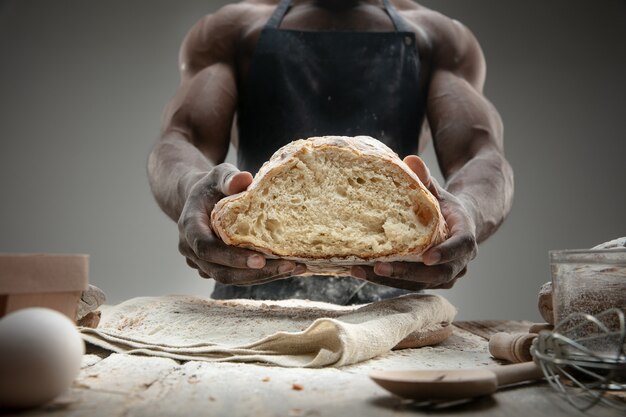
[177,163,307,285]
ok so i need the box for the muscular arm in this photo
[148,13,237,220]
[427,18,514,243]
[147,8,303,283]
[352,14,513,289]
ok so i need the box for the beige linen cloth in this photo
[80,294,456,368]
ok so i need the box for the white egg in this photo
[0,307,85,409]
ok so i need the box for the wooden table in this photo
[2,321,622,417]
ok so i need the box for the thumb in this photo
[225,171,253,195]
[403,155,431,189]
[212,163,254,195]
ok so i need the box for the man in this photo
[148,0,514,304]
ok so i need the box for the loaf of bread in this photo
[211,136,447,275]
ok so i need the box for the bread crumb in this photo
[292,383,304,391]
[261,377,270,382]
[212,136,445,262]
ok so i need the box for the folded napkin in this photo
[80,294,456,368]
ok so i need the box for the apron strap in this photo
[382,0,412,32]
[266,0,292,29]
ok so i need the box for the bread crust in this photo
[211,136,448,275]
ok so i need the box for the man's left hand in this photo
[350,155,478,290]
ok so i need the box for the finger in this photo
[429,267,467,289]
[179,181,267,269]
[423,232,477,265]
[430,279,457,290]
[216,261,305,286]
[370,261,462,287]
[186,257,199,269]
[185,257,212,278]
[404,155,446,201]
[426,176,444,199]
[209,163,253,196]
[455,266,468,279]
[422,201,476,265]
[179,235,266,270]
[178,200,265,268]
[351,265,428,291]
[196,258,306,285]
[292,264,308,275]
[403,155,431,188]
[226,171,253,195]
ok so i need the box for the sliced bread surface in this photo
[211,136,447,275]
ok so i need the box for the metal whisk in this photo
[531,308,626,411]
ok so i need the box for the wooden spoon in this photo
[369,362,544,401]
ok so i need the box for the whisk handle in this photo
[491,362,545,387]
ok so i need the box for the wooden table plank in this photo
[11,358,619,417]
[453,320,534,340]
[1,321,622,417]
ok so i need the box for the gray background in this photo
[1,0,624,320]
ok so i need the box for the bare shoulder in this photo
[396,1,486,86]
[179,0,275,78]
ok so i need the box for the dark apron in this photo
[212,0,427,304]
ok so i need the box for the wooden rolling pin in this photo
[489,332,537,363]
[490,278,579,363]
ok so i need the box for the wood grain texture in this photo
[1,291,81,320]
[453,320,534,340]
[1,321,620,417]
